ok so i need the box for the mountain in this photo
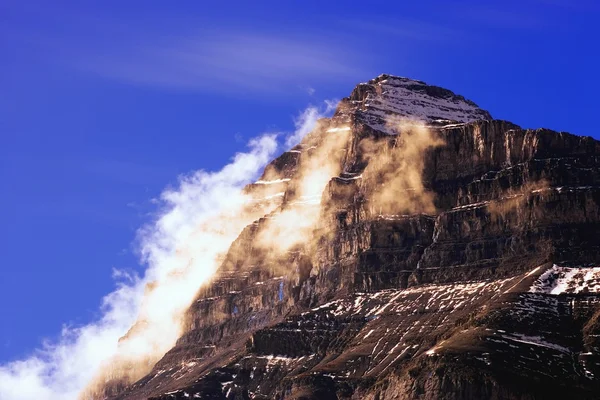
[95,74,600,399]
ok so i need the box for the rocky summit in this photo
[97,74,600,399]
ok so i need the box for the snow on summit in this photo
[340,74,492,134]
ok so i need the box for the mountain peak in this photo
[90,74,600,400]
[335,73,492,134]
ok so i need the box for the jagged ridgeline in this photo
[91,75,600,400]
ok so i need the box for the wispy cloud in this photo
[304,86,316,96]
[1,3,370,95]
[81,31,364,94]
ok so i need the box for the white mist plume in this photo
[82,134,283,394]
[285,100,337,148]
[0,134,279,400]
[0,100,339,400]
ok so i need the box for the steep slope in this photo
[98,74,600,400]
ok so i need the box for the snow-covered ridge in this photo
[530,264,600,294]
[346,74,492,135]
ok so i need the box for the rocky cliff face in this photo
[99,74,600,399]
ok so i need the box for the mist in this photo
[257,122,351,254]
[362,118,444,216]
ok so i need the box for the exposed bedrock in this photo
[97,75,600,400]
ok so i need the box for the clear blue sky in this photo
[1,0,599,363]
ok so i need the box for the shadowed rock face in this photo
[99,75,600,400]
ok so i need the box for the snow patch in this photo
[326,126,351,133]
[530,265,600,294]
[254,178,291,185]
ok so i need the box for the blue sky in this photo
[1,0,599,389]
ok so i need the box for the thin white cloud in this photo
[84,32,363,93]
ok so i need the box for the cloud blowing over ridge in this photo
[0,102,334,400]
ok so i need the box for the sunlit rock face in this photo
[96,75,600,400]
